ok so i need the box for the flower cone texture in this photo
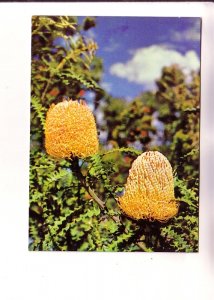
[45,100,99,158]
[118,151,179,222]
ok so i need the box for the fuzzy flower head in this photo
[45,99,99,158]
[118,151,179,222]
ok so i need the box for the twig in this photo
[72,160,149,252]
[41,78,52,102]
[86,185,120,224]
[86,185,149,252]
[72,158,82,205]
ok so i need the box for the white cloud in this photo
[100,81,112,93]
[110,45,200,88]
[172,29,200,42]
[95,109,104,125]
[104,43,120,53]
[104,40,120,53]
[85,29,96,40]
[171,19,201,42]
[99,130,108,143]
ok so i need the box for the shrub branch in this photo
[71,158,150,252]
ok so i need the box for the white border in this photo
[0,2,213,300]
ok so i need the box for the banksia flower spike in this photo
[45,99,99,158]
[118,151,179,222]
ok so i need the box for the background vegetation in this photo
[29,16,200,252]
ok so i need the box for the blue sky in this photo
[83,17,201,100]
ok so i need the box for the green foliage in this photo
[31,96,47,129]
[160,175,199,252]
[30,16,200,252]
[155,65,200,182]
[31,16,102,104]
[102,95,156,149]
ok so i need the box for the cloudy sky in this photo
[84,17,201,100]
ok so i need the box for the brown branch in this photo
[41,78,52,102]
[86,185,120,224]
[70,157,150,252]
[80,175,149,252]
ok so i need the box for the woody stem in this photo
[71,158,149,252]
[85,184,149,252]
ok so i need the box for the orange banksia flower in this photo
[118,151,179,222]
[45,99,99,158]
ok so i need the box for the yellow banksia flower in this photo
[45,99,99,158]
[118,151,179,222]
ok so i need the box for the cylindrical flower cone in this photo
[45,99,99,158]
[118,151,179,222]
